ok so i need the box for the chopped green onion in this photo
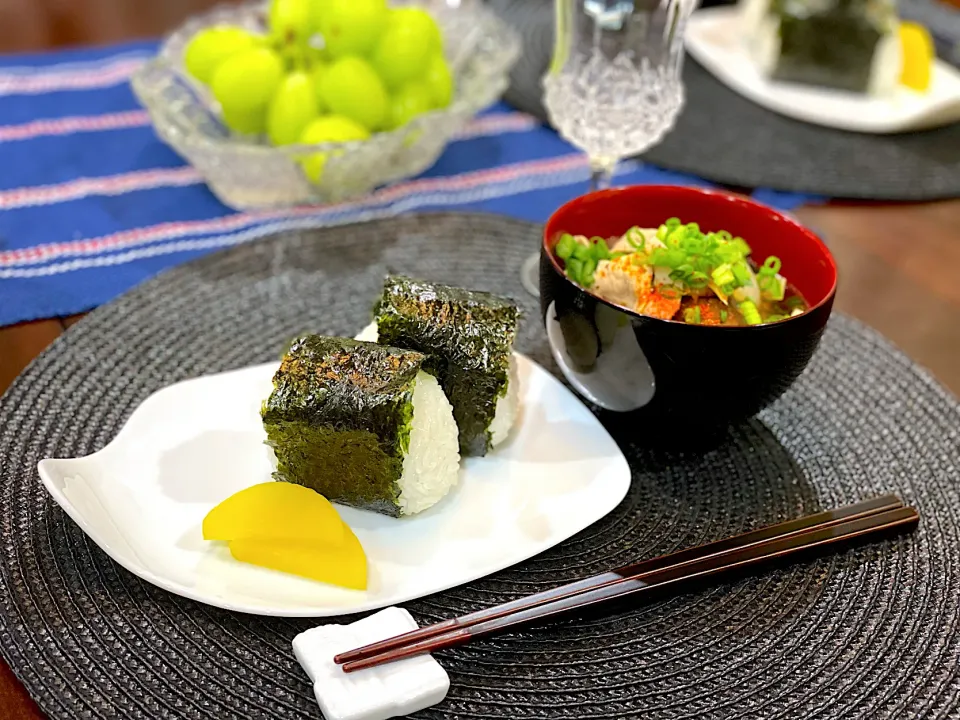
[759,273,785,301]
[716,230,732,242]
[555,233,576,260]
[683,306,702,324]
[566,257,584,283]
[720,309,729,323]
[732,261,752,286]
[656,225,668,242]
[711,263,735,287]
[582,256,598,279]
[593,238,611,260]
[652,247,686,268]
[732,237,751,256]
[739,299,762,325]
[626,226,647,250]
[665,217,681,228]
[764,313,787,323]
[572,242,592,261]
[763,256,782,274]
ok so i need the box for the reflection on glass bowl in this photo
[130,1,521,210]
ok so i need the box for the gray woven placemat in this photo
[1,212,959,720]
[487,0,960,201]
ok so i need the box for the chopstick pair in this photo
[334,494,918,673]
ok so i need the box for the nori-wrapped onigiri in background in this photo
[373,276,521,457]
[741,0,901,95]
[260,335,460,518]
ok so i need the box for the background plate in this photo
[685,7,960,134]
[36,355,630,617]
[1,213,959,719]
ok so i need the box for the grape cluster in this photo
[183,0,454,181]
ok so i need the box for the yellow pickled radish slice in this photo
[899,22,935,92]
[202,481,345,545]
[228,526,368,590]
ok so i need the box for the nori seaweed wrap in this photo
[261,335,460,517]
[742,0,901,95]
[373,276,521,457]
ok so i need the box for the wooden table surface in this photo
[1,2,959,718]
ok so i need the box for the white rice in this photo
[397,371,461,515]
[488,354,520,448]
[355,321,380,342]
[357,319,519,458]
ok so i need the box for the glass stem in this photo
[589,157,617,192]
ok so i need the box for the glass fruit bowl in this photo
[130,0,521,210]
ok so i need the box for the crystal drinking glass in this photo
[520,0,698,296]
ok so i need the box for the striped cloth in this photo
[0,40,818,328]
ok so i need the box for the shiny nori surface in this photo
[260,335,423,517]
[770,0,887,93]
[374,276,520,457]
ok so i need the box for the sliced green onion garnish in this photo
[683,306,702,324]
[732,237,751,256]
[739,299,762,325]
[555,233,576,260]
[763,256,782,273]
[732,261,752,286]
[566,257,584,283]
[626,226,647,250]
[759,274,786,301]
[593,238,611,260]
[582,256,598,279]
[720,309,729,323]
[711,263,735,287]
[572,242,592,262]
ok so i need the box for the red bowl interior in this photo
[543,185,837,310]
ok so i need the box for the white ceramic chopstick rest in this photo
[292,607,450,720]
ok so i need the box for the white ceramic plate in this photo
[37,348,631,617]
[684,6,960,134]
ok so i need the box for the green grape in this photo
[298,115,371,182]
[308,0,331,36]
[184,26,258,86]
[305,45,330,67]
[371,8,442,90]
[268,0,312,43]
[423,53,453,108]
[386,81,434,130]
[267,71,320,146]
[211,47,285,135]
[310,61,330,112]
[319,57,388,131]
[316,0,388,58]
[389,7,443,52]
[220,106,267,135]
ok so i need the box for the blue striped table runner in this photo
[0,40,819,327]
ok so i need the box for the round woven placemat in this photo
[1,213,959,720]
[486,0,960,201]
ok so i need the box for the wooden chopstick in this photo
[335,494,910,670]
[340,504,918,672]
